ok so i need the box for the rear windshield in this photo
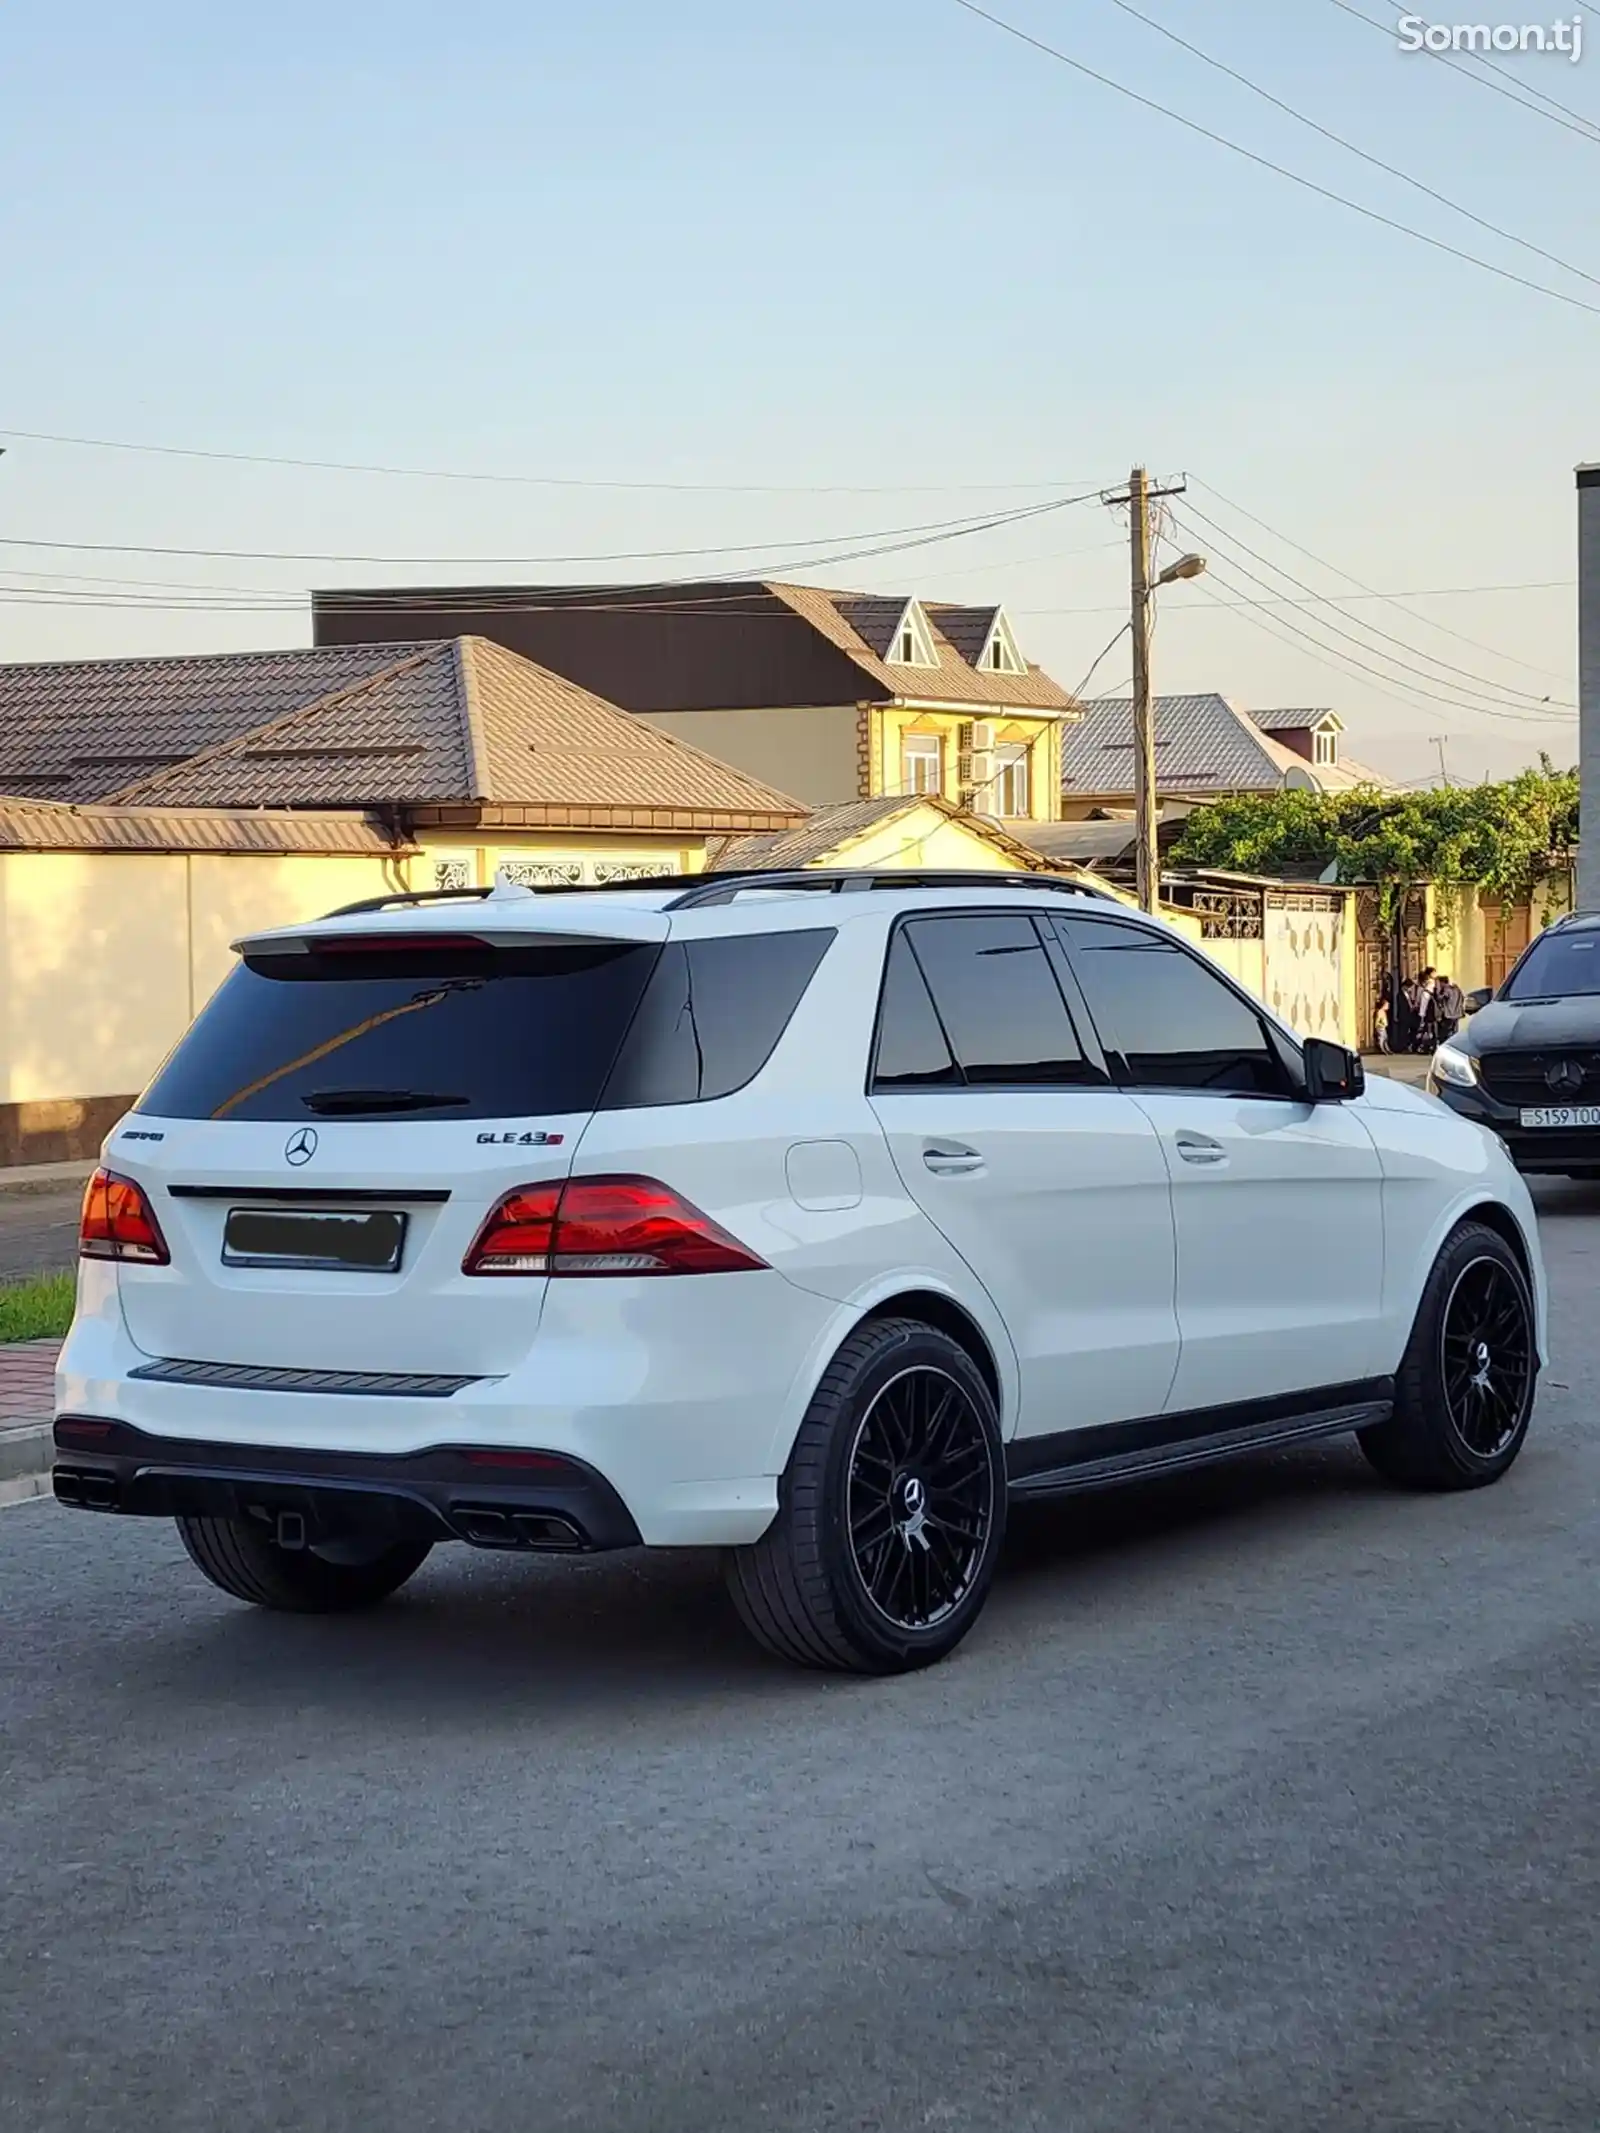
[138,941,661,1122]
[1502,929,1600,1001]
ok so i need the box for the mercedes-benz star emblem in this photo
[284,1127,319,1166]
[1546,1059,1586,1097]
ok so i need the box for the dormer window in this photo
[886,601,939,668]
[977,611,1026,676]
[1314,727,1337,767]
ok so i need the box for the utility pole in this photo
[1104,466,1192,912]
[1434,736,1451,789]
[1579,464,1599,914]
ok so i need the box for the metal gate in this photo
[1263,892,1345,1043]
[1356,888,1427,1049]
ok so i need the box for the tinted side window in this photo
[1055,918,1288,1095]
[1504,928,1600,999]
[140,942,660,1122]
[600,928,834,1107]
[903,915,1096,1087]
[871,930,961,1089]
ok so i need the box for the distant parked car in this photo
[1428,911,1600,1179]
[55,869,1545,1674]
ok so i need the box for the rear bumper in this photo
[1430,1079,1600,1173]
[53,1416,643,1553]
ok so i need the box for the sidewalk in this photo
[1363,1053,1430,1087]
[0,1338,61,1507]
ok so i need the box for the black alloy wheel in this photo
[1359,1220,1537,1491]
[725,1317,1007,1673]
[1439,1255,1535,1460]
[845,1367,995,1632]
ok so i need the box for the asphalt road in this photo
[0,1185,84,1283]
[3,1183,1598,2133]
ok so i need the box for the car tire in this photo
[175,1516,433,1612]
[1357,1221,1537,1492]
[725,1317,1006,1675]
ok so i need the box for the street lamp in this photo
[1132,530,1208,911]
[1156,552,1207,587]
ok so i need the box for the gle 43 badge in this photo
[477,1129,565,1146]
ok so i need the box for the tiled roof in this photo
[763,584,1081,712]
[1065,694,1392,795]
[104,637,805,828]
[314,580,1084,717]
[1250,705,1339,732]
[0,797,408,856]
[0,643,413,803]
[710,794,1068,875]
[922,603,1001,664]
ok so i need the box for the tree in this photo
[1172,765,1579,917]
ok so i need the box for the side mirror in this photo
[1303,1036,1364,1103]
[1465,988,1492,1016]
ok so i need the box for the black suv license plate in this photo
[222,1207,408,1272]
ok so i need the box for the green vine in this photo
[1172,762,1579,921]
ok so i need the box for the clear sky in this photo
[3,0,1596,783]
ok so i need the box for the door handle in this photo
[1174,1131,1227,1166]
[922,1142,985,1176]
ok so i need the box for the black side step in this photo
[1007,1383,1393,1501]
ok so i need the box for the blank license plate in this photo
[1518,1105,1600,1129]
[222,1207,408,1272]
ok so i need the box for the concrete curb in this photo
[0,1162,95,1200]
[0,1420,52,1507]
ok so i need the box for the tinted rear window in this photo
[600,930,834,1107]
[138,941,661,1122]
[1503,929,1600,999]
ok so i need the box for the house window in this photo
[980,615,1026,674]
[887,602,939,668]
[1314,728,1337,767]
[902,732,944,796]
[990,743,1031,818]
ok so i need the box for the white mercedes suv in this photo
[54,869,1546,1673]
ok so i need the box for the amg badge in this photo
[476,1129,565,1146]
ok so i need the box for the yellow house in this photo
[311,580,1085,829]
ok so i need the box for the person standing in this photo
[1411,967,1438,1053]
[1434,973,1465,1043]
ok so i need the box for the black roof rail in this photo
[317,867,1111,923]
[667,867,1112,909]
[318,885,498,919]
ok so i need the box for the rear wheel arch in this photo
[853,1290,1003,1421]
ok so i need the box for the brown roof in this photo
[0,796,408,856]
[763,586,1081,712]
[312,580,1083,716]
[104,637,805,829]
[0,642,414,803]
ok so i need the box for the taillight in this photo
[463,1176,766,1277]
[79,1169,170,1266]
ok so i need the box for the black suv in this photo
[1427,911,1600,1177]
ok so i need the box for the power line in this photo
[1189,477,1574,685]
[1019,578,1572,616]
[952,0,1600,312]
[0,425,1096,498]
[1096,0,1600,289]
[1176,498,1571,708]
[0,494,1090,570]
[1323,0,1600,146]
[1190,550,1573,726]
[0,488,1112,615]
